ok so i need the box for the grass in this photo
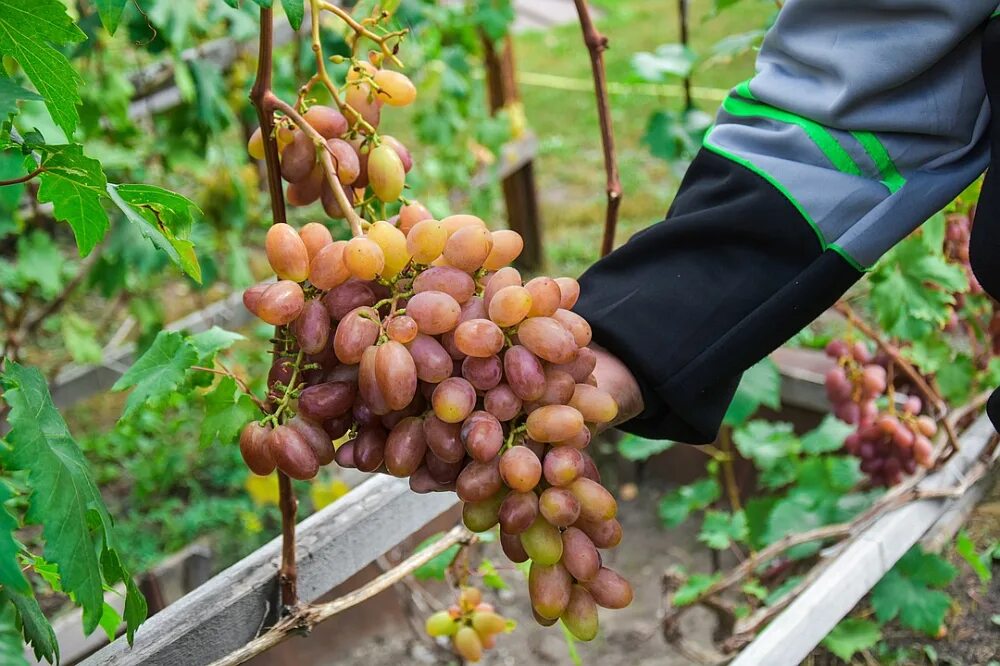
[511,0,770,276]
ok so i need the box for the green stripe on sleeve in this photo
[850,131,907,193]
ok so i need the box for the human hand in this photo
[589,342,643,431]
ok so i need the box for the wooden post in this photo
[482,34,543,271]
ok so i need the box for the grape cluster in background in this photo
[425,586,513,661]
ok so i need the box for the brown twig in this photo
[207,525,476,666]
[719,427,743,515]
[0,166,44,187]
[677,0,692,110]
[277,471,298,608]
[249,7,286,227]
[572,0,622,257]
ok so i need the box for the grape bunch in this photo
[824,340,936,485]
[425,586,511,662]
[239,213,632,638]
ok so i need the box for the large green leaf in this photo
[0,362,147,638]
[201,377,257,446]
[658,477,721,528]
[112,330,199,417]
[0,77,41,119]
[95,0,129,34]
[821,618,882,661]
[0,602,28,666]
[871,547,955,635]
[0,483,28,595]
[37,144,109,256]
[801,415,853,455]
[733,420,799,472]
[3,588,57,663]
[724,358,782,426]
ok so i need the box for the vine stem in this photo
[0,165,44,187]
[718,427,743,516]
[207,526,476,666]
[319,1,405,67]
[190,365,268,412]
[572,0,622,257]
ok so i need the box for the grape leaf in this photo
[280,0,304,29]
[801,414,854,455]
[37,144,109,256]
[724,357,781,426]
[107,183,202,282]
[61,313,104,365]
[0,77,41,118]
[16,231,64,298]
[188,327,244,362]
[698,510,748,550]
[201,377,257,446]
[0,484,28,595]
[617,434,674,461]
[658,478,720,528]
[821,618,882,662]
[631,44,697,82]
[0,602,27,666]
[0,0,86,137]
[672,573,721,606]
[2,589,57,663]
[412,533,460,581]
[478,559,507,590]
[871,547,955,635]
[0,361,147,638]
[112,330,199,417]
[96,0,129,34]
[955,531,991,583]
[733,420,799,471]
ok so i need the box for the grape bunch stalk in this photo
[824,339,936,485]
[239,12,632,641]
[425,586,513,662]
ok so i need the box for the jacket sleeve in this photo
[574,0,998,443]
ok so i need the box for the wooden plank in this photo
[730,414,997,666]
[79,476,457,666]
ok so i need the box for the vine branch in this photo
[572,0,622,257]
[0,165,44,187]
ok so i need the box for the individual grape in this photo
[499,491,539,535]
[554,426,592,450]
[299,222,333,260]
[471,611,507,637]
[555,277,580,310]
[413,266,475,303]
[344,237,385,281]
[286,165,325,206]
[406,334,454,383]
[916,415,937,437]
[353,425,387,473]
[269,425,319,480]
[552,346,598,383]
[852,341,872,364]
[520,516,564,566]
[266,223,310,282]
[462,355,503,391]
[825,339,850,359]
[499,446,542,492]
[825,366,852,403]
[570,478,617,522]
[488,285,533,328]
[334,439,356,468]
[504,345,546,401]
[483,267,522,310]
[456,457,503,503]
[913,435,933,466]
[561,527,601,582]
[500,530,529,563]
[298,381,356,421]
[345,81,382,128]
[528,561,572,619]
[454,319,505,357]
[375,341,418,410]
[543,447,585,487]
[257,280,306,325]
[453,626,482,663]
[441,225,492,272]
[381,395,425,429]
[484,384,523,421]
[425,450,465,483]
[539,487,581,527]
[267,357,294,403]
[524,277,562,317]
[904,395,923,415]
[398,201,433,234]
[561,586,599,641]
[320,178,356,219]
[459,296,487,323]
[333,306,380,364]
[518,317,577,364]
[322,279,376,320]
[368,143,405,202]
[407,291,462,335]
[381,135,413,173]
[325,413,352,440]
[482,230,524,270]
[304,105,348,138]
[323,137,361,184]
[240,422,275,475]
[584,567,633,609]
[359,345,392,416]
[439,331,467,361]
[366,220,410,278]
[287,415,335,465]
[386,315,418,343]
[291,299,331,354]
[552,308,592,347]
[432,377,477,423]
[440,214,486,237]
[384,417,428,477]
[248,127,265,160]
[242,283,269,317]
[409,465,451,493]
[462,411,504,462]
[532,610,558,627]
[281,131,316,183]
[861,365,887,397]
[534,368,576,407]
[574,517,623,549]
[526,405,585,443]
[406,219,447,264]
[276,125,295,151]
[347,59,377,82]
[425,610,458,638]
[374,69,417,106]
[569,384,618,424]
[462,491,505,532]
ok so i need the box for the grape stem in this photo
[206,525,477,666]
[0,165,44,187]
[572,0,622,257]
[191,364,268,413]
[319,1,406,68]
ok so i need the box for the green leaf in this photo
[821,618,882,662]
[478,558,507,590]
[935,354,974,405]
[37,144,109,256]
[631,44,697,82]
[672,573,721,606]
[412,533,460,581]
[764,575,802,606]
[107,183,202,282]
[724,358,782,426]
[201,377,257,446]
[764,495,825,560]
[0,602,28,666]
[658,477,720,528]
[0,484,28,595]
[280,0,304,29]
[617,434,674,461]
[871,547,955,635]
[0,0,86,136]
[0,362,147,637]
[0,77,41,118]
[96,0,129,34]
[111,330,198,417]
[698,510,748,550]
[2,589,57,663]
[954,531,991,584]
[16,230,64,298]
[61,313,104,365]
[188,327,244,362]
[98,601,122,641]
[741,579,768,601]
[801,415,854,455]
[733,421,799,472]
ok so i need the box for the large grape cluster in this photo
[824,340,936,485]
[239,213,632,638]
